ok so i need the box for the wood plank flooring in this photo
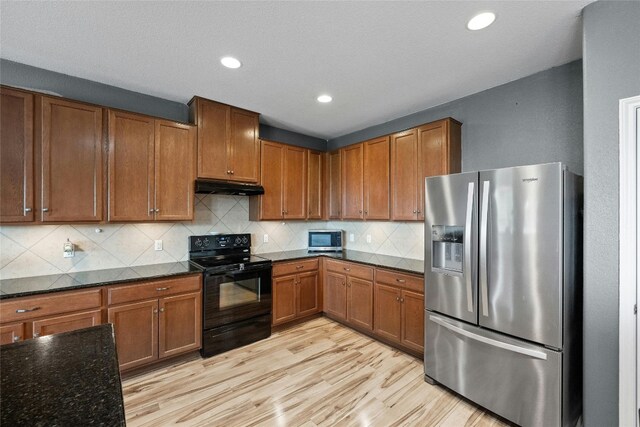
[122,317,509,426]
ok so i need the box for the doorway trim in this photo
[619,94,640,427]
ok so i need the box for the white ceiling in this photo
[0,1,592,140]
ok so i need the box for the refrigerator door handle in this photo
[429,315,548,360]
[464,182,474,313]
[480,180,490,317]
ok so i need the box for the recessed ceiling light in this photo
[467,12,496,31]
[317,94,332,103]
[220,56,242,69]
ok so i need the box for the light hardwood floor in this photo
[122,317,509,426]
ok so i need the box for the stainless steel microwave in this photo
[308,230,343,252]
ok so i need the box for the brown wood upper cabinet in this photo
[326,150,341,219]
[391,118,461,221]
[108,110,196,221]
[188,97,259,183]
[0,87,34,223]
[341,143,364,219]
[40,96,104,222]
[307,150,323,219]
[249,140,307,220]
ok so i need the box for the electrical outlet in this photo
[263,234,269,243]
[63,240,74,258]
[154,240,163,251]
[366,234,372,243]
[349,233,355,242]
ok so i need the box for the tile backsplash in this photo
[0,195,424,280]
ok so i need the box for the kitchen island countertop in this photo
[0,323,125,426]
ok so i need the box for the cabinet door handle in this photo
[42,208,49,212]
[33,332,40,338]
[347,282,351,287]
[396,279,406,283]
[231,170,235,175]
[13,336,20,342]
[417,210,421,214]
[359,210,363,214]
[156,287,170,291]
[159,307,165,313]
[24,208,32,213]
[396,297,400,302]
[154,309,158,314]
[149,209,155,213]
[16,307,41,313]
[413,210,417,214]
[400,298,405,303]
[155,208,160,213]
[342,282,346,286]
[227,170,231,174]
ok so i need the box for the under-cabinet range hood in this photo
[194,179,264,196]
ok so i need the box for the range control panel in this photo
[189,233,251,251]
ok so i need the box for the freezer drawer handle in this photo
[464,182,474,313]
[479,180,490,317]
[429,315,548,360]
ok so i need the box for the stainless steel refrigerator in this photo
[423,162,582,427]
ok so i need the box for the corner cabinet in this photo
[39,96,104,222]
[188,96,259,183]
[107,274,201,371]
[0,87,34,223]
[391,118,461,221]
[249,140,307,220]
[108,110,196,221]
[272,258,321,326]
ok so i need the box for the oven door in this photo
[203,264,272,329]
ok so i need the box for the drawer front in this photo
[273,258,319,277]
[0,289,102,324]
[325,259,373,280]
[108,274,201,305]
[376,268,423,293]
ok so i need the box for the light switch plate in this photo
[154,240,163,251]
[366,234,372,243]
[263,234,269,243]
[349,233,355,242]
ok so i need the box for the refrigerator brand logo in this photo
[522,177,539,183]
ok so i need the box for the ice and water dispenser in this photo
[431,225,464,276]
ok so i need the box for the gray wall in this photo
[582,1,640,425]
[0,59,322,148]
[0,59,189,122]
[329,60,584,175]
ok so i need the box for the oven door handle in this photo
[205,264,272,277]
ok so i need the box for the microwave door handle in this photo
[480,180,490,317]
[464,182,474,313]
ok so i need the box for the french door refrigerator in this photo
[424,163,582,427]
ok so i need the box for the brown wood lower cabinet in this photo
[272,259,320,326]
[107,274,202,371]
[0,322,25,345]
[324,259,374,331]
[32,309,101,338]
[374,269,424,353]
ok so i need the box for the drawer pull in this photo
[396,279,406,283]
[344,268,351,272]
[15,307,41,313]
[156,287,170,291]
[296,265,304,269]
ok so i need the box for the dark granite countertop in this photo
[0,324,125,426]
[259,249,424,275]
[0,261,202,300]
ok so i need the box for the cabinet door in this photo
[283,145,307,219]
[273,275,297,325]
[108,110,155,221]
[41,96,103,222]
[108,299,158,371]
[297,271,320,317]
[307,150,322,219]
[32,309,102,338]
[391,129,418,221]
[324,271,347,320]
[229,108,259,182]
[195,99,230,180]
[259,141,284,219]
[363,136,390,220]
[327,150,342,219]
[374,283,402,342]
[154,120,196,221]
[1,88,34,223]
[347,277,373,330]
[159,292,201,359]
[0,322,25,345]
[341,143,364,219]
[401,290,424,353]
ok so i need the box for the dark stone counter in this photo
[258,249,424,275]
[0,261,202,300]
[0,324,125,426]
